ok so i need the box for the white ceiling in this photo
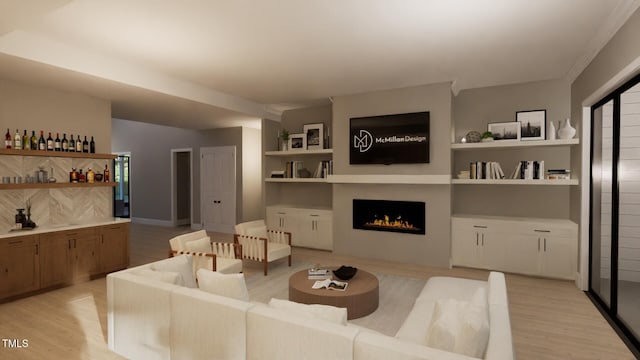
[0,0,638,129]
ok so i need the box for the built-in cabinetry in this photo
[0,221,129,301]
[452,216,577,279]
[266,206,332,250]
[264,149,333,183]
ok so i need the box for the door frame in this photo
[200,146,236,233]
[113,151,131,218]
[171,148,193,227]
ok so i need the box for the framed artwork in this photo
[303,123,324,150]
[516,110,546,141]
[288,133,306,150]
[487,121,521,140]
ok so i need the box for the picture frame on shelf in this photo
[516,110,546,141]
[289,133,306,150]
[303,123,324,150]
[487,121,521,140]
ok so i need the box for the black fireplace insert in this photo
[353,199,426,235]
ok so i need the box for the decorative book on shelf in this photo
[470,161,505,180]
[313,160,333,178]
[511,160,545,180]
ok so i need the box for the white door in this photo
[201,146,236,233]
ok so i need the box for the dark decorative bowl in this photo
[95,173,104,182]
[333,266,358,280]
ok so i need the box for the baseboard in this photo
[176,218,190,226]
[131,217,174,227]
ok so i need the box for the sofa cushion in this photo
[268,298,348,325]
[216,257,243,274]
[266,242,291,261]
[425,287,490,359]
[131,268,181,285]
[197,269,249,301]
[151,254,197,288]
[185,237,212,253]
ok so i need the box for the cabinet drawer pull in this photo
[8,240,23,245]
[473,225,487,229]
[534,229,550,233]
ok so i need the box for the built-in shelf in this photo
[264,149,333,156]
[0,182,118,190]
[451,179,578,186]
[327,174,451,185]
[451,138,579,150]
[0,149,117,159]
[264,178,329,183]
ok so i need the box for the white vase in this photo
[557,118,576,139]
[548,120,556,140]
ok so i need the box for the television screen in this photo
[350,111,429,165]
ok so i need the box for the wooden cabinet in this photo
[452,216,577,280]
[0,235,40,298]
[98,223,129,273]
[1,221,129,302]
[267,206,332,250]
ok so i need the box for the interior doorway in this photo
[171,149,192,226]
[113,153,130,218]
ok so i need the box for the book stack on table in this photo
[308,268,331,280]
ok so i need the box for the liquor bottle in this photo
[14,129,22,150]
[87,168,95,183]
[30,131,38,150]
[38,131,46,151]
[5,128,11,149]
[22,130,29,150]
[104,164,110,182]
[70,168,78,183]
[75,135,82,152]
[68,134,75,152]
[61,134,68,152]
[78,169,85,183]
[89,136,95,153]
[54,133,61,151]
[46,132,54,151]
[82,136,89,153]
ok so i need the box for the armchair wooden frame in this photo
[233,230,291,275]
[168,242,242,273]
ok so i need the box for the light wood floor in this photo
[0,223,635,359]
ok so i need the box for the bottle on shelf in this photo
[69,168,78,183]
[13,129,21,150]
[82,136,89,153]
[90,136,95,153]
[75,135,82,152]
[30,131,38,151]
[104,164,110,182]
[78,169,85,183]
[5,128,11,149]
[46,132,54,151]
[68,134,75,152]
[61,133,68,152]
[22,130,29,150]
[38,131,46,151]
[54,133,61,151]
[87,168,95,183]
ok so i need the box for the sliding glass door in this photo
[590,75,640,353]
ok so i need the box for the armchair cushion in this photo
[185,237,213,273]
[151,254,197,288]
[267,242,292,261]
[245,225,268,239]
[196,269,249,301]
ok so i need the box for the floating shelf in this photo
[451,138,579,150]
[264,149,333,156]
[451,179,578,186]
[0,182,118,190]
[0,149,117,159]
[264,178,329,183]
[327,175,451,185]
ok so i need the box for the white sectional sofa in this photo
[108,257,514,360]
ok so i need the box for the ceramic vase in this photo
[557,118,576,139]
[548,120,556,140]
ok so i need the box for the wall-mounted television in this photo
[350,111,429,165]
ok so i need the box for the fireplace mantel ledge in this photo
[327,174,451,185]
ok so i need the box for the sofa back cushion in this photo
[131,268,182,285]
[197,269,249,301]
[268,298,348,325]
[151,254,197,288]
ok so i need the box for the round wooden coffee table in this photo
[289,268,379,320]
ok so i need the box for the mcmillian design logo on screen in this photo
[353,129,427,153]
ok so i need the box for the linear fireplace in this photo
[353,199,426,235]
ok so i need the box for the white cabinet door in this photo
[266,207,291,232]
[480,231,506,271]
[540,235,576,279]
[309,211,333,250]
[503,233,540,275]
[451,220,483,268]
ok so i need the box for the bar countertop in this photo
[1,218,131,239]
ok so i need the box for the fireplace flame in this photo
[365,214,420,231]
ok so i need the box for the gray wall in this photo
[453,79,573,218]
[332,83,452,267]
[112,118,262,225]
